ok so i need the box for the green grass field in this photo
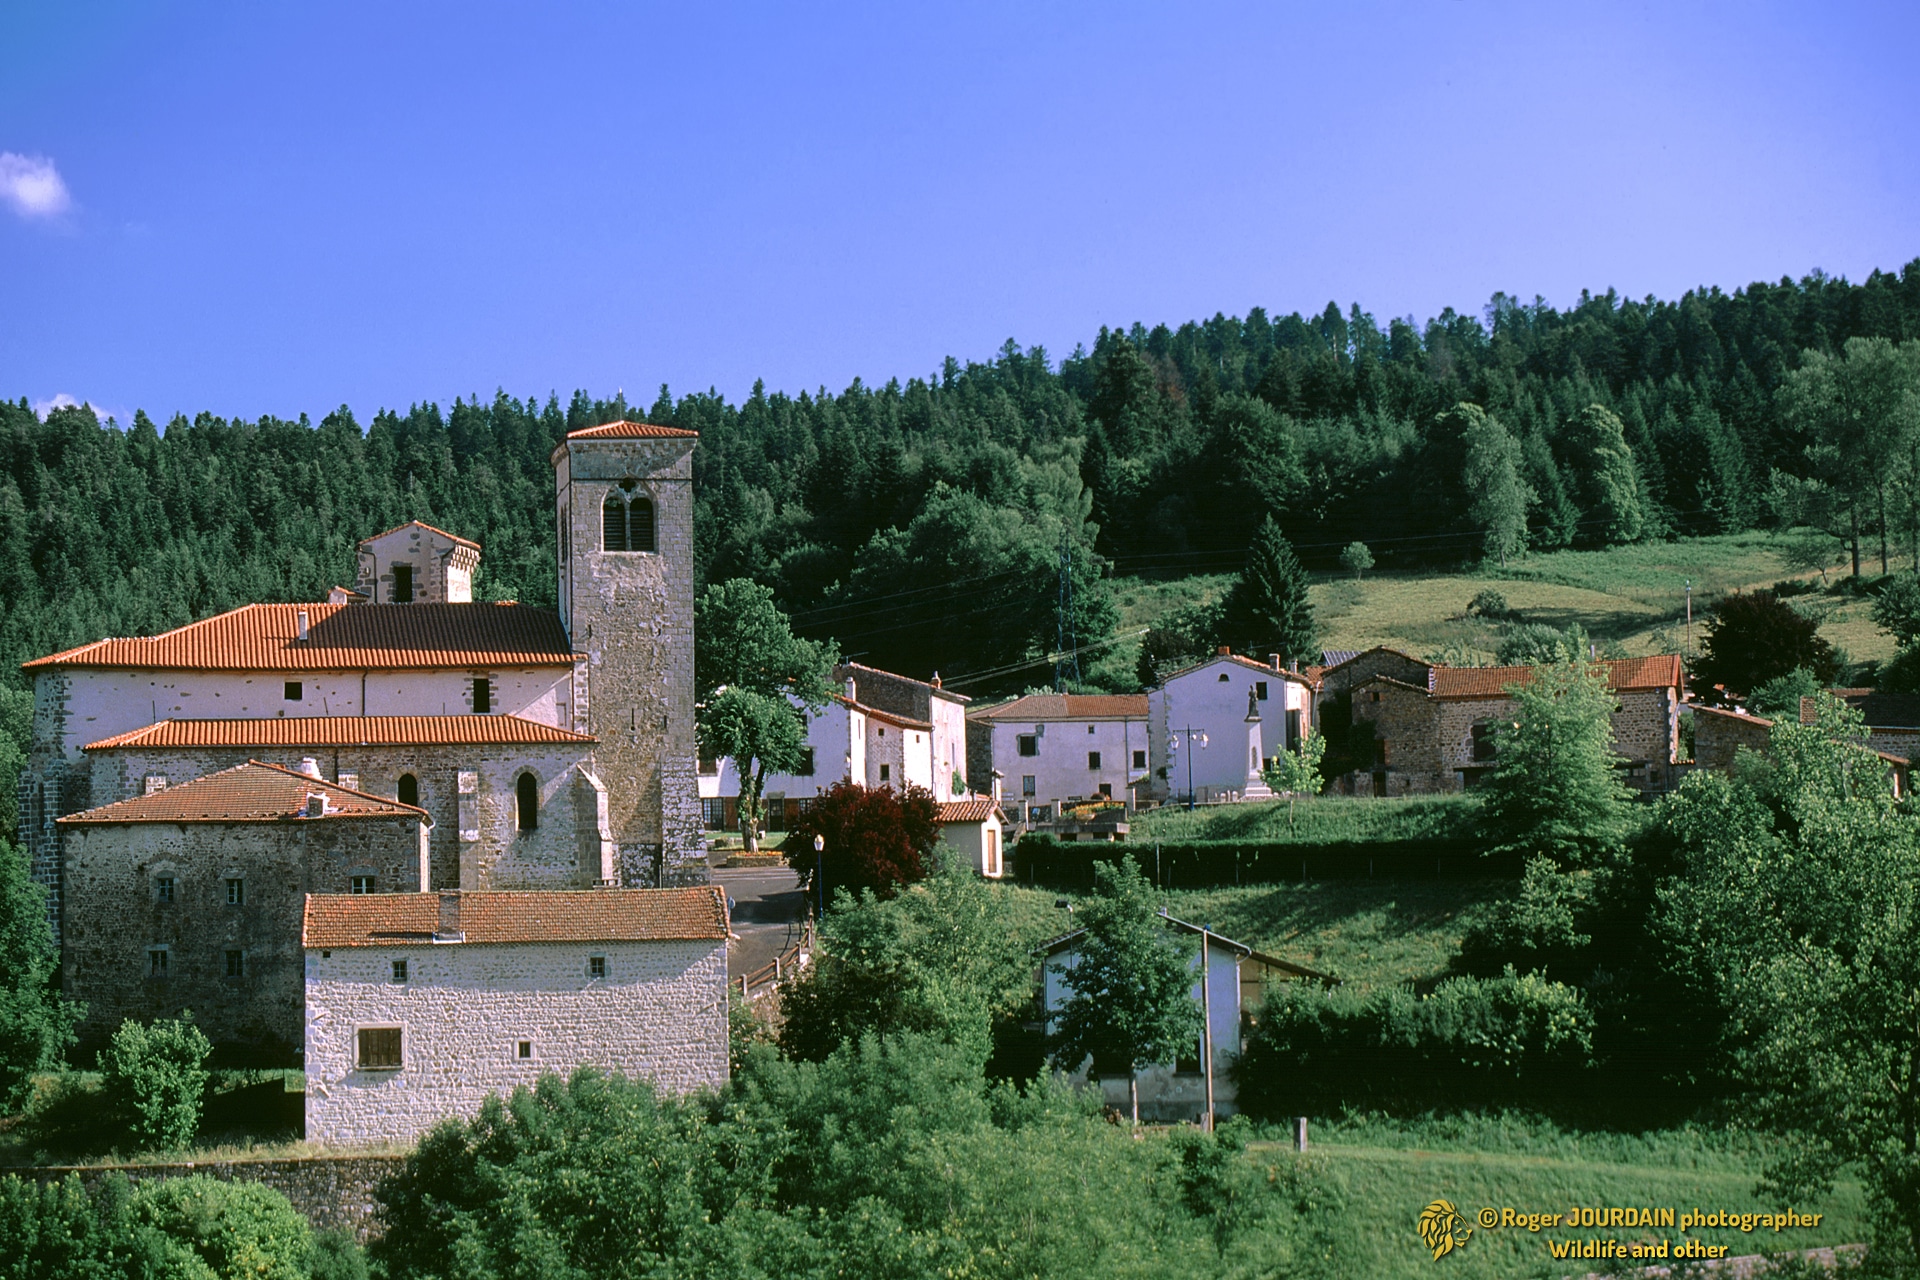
[1108,531,1896,669]
[1129,793,1481,844]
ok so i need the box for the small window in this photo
[391,959,408,984]
[876,727,885,737]
[795,747,816,777]
[1132,749,1146,769]
[1370,691,1381,703]
[1022,774,1036,797]
[1017,734,1038,757]
[225,950,244,978]
[358,1027,402,1069]
[1098,782,1113,797]
[154,875,175,904]
[517,1040,533,1060]
[472,677,491,714]
[1218,673,1230,682]
[392,563,413,603]
[397,773,419,807]
[1256,681,1269,701]
[1087,724,1096,735]
[879,764,890,782]
[147,948,168,978]
[516,773,538,831]
[284,681,302,701]
[1088,751,1102,770]
[352,875,376,894]
[226,877,244,905]
[1471,722,1498,763]
[698,755,720,777]
[588,955,607,980]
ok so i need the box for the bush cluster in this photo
[1233,970,1595,1118]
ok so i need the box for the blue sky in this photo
[3,1,1916,426]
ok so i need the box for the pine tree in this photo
[1218,517,1316,664]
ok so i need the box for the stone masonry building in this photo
[57,761,429,1060]
[303,887,729,1146]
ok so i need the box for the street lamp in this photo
[813,833,826,919]
[1169,726,1209,810]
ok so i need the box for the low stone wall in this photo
[8,1153,406,1242]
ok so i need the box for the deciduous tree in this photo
[1480,657,1634,866]
[1458,405,1533,567]
[1690,590,1840,700]
[784,780,941,904]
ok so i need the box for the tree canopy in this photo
[1690,590,1841,700]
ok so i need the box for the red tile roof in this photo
[969,693,1150,722]
[303,887,729,947]
[1429,655,1684,700]
[83,715,594,751]
[834,694,932,730]
[937,798,1002,823]
[59,761,427,825]
[23,602,577,673]
[565,421,700,441]
[357,520,480,551]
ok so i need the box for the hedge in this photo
[1010,835,1521,888]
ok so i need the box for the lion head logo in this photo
[1417,1199,1472,1260]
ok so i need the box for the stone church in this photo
[18,421,705,1059]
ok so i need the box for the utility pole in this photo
[1200,926,1215,1132]
[1684,579,1693,656]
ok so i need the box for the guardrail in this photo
[738,916,814,1001]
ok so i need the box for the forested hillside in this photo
[5,259,1920,695]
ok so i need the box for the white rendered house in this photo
[1148,651,1316,805]
[303,887,730,1147]
[967,694,1151,820]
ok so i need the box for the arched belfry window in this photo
[602,486,656,553]
[397,774,419,807]
[516,773,538,832]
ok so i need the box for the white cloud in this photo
[0,152,72,219]
[33,394,80,420]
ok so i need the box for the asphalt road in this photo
[713,865,809,982]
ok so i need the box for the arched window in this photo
[516,772,538,832]
[602,494,628,552]
[627,495,655,552]
[397,774,419,807]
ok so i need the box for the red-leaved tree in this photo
[785,781,940,904]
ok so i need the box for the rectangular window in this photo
[1087,724,1096,735]
[701,797,726,829]
[1471,722,1498,762]
[1098,782,1113,797]
[588,955,607,980]
[879,764,891,782]
[795,747,816,776]
[392,564,413,604]
[391,959,408,984]
[226,877,244,905]
[1017,734,1038,757]
[225,950,244,978]
[1256,681,1269,701]
[472,677,491,714]
[351,875,375,894]
[1132,749,1147,769]
[147,948,168,978]
[1088,751,1101,770]
[698,755,720,777]
[1374,739,1390,767]
[358,1027,403,1069]
[154,876,174,903]
[1022,774,1036,797]
[517,1040,533,1059]
[284,680,302,701]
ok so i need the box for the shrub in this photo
[1233,969,1594,1118]
[1466,588,1512,620]
[99,1015,211,1150]
[0,1172,133,1280]
[1338,541,1373,579]
[1456,857,1591,979]
[1748,667,1824,718]
[308,1229,371,1280]
[784,779,940,902]
[128,1176,312,1280]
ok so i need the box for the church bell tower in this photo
[551,421,703,885]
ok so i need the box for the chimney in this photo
[305,792,329,817]
[1270,653,1282,671]
[991,769,1004,805]
[298,757,322,779]
[1216,645,1231,657]
[845,675,857,700]
[931,672,942,690]
[436,892,463,940]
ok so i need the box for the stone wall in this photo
[14,1154,405,1242]
[305,937,727,1146]
[62,813,426,1061]
[1348,680,1446,794]
[86,741,603,892]
[556,438,703,885]
[355,522,477,605]
[1692,706,1773,771]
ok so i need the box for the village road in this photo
[713,865,809,983]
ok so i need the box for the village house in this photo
[1337,653,1684,796]
[966,693,1151,821]
[1038,913,1328,1123]
[1690,698,1910,796]
[1147,651,1316,806]
[1811,689,1920,763]
[57,761,430,1060]
[699,663,972,833]
[303,887,730,1147]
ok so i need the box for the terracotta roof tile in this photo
[969,693,1149,722]
[565,421,700,441]
[358,520,481,551]
[303,887,729,947]
[24,602,577,673]
[834,694,932,730]
[1429,655,1683,700]
[84,715,594,751]
[59,761,427,825]
[937,798,1002,823]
